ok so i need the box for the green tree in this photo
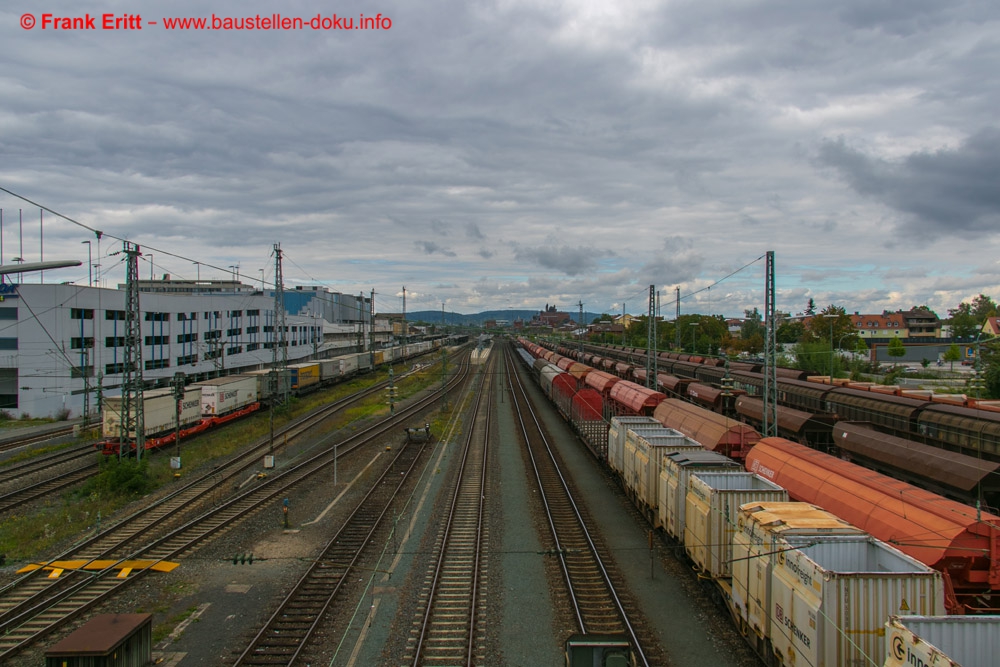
[776,320,805,344]
[887,336,906,365]
[971,294,998,322]
[982,341,1000,399]
[805,298,816,316]
[793,339,843,376]
[805,305,857,348]
[943,343,962,371]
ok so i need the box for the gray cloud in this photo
[818,129,1000,237]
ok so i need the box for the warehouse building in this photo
[0,280,390,419]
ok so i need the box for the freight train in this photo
[514,340,1000,665]
[557,340,1000,462]
[523,339,1000,507]
[99,339,452,456]
[515,339,1000,614]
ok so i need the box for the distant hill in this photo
[405,309,604,327]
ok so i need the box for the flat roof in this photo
[45,613,152,656]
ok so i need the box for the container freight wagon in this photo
[623,429,701,527]
[729,502,864,657]
[103,386,203,441]
[882,615,1000,667]
[658,451,741,542]
[607,417,661,476]
[195,375,259,417]
[684,471,786,579]
[767,537,943,667]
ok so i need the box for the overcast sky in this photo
[2,0,998,317]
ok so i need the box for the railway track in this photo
[0,424,77,455]
[0,355,472,663]
[403,350,494,666]
[505,344,658,666]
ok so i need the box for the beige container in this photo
[608,417,660,476]
[729,502,864,645]
[684,472,787,578]
[770,537,944,667]
[658,451,740,542]
[103,386,203,439]
[883,615,1000,667]
[623,429,695,516]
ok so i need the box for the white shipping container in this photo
[625,430,700,521]
[730,502,864,647]
[340,354,359,376]
[196,375,259,416]
[769,537,944,667]
[103,387,203,439]
[608,417,660,475]
[684,472,787,578]
[539,364,563,399]
[620,427,673,483]
[319,359,340,381]
[657,451,740,542]
[883,615,1000,667]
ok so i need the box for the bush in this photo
[0,410,13,421]
[54,408,71,421]
[77,457,153,501]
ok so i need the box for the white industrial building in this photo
[0,280,391,419]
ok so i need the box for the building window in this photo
[227,346,243,356]
[263,325,274,333]
[177,333,198,343]
[177,312,198,321]
[70,308,94,320]
[105,336,125,348]
[0,308,17,320]
[204,311,220,319]
[204,349,222,360]
[177,354,198,365]
[227,328,242,337]
[144,312,170,322]
[71,365,95,378]
[144,335,168,346]
[71,337,95,349]
[144,359,170,371]
[106,310,126,321]
[247,343,260,352]
[204,330,221,341]
[228,310,243,318]
[105,362,126,375]
[246,326,260,334]
[247,309,260,316]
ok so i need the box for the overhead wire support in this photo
[273,243,288,405]
[118,241,145,460]
[763,250,777,437]
[646,285,655,389]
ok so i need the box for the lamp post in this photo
[835,333,856,379]
[81,241,92,286]
[689,322,699,354]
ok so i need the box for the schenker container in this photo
[195,375,258,416]
[103,386,203,440]
[684,472,787,578]
[769,537,944,667]
[658,451,741,542]
[883,615,1000,667]
[729,502,864,649]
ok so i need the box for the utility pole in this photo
[172,372,185,464]
[401,285,407,359]
[578,300,584,357]
[646,285,655,389]
[763,250,777,437]
[675,286,681,350]
[622,301,626,346]
[118,241,145,461]
[369,289,376,368]
[273,243,288,404]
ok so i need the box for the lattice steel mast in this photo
[763,250,777,437]
[119,242,145,460]
[646,285,656,388]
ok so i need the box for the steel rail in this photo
[0,356,472,662]
[409,352,493,666]
[504,344,651,667]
